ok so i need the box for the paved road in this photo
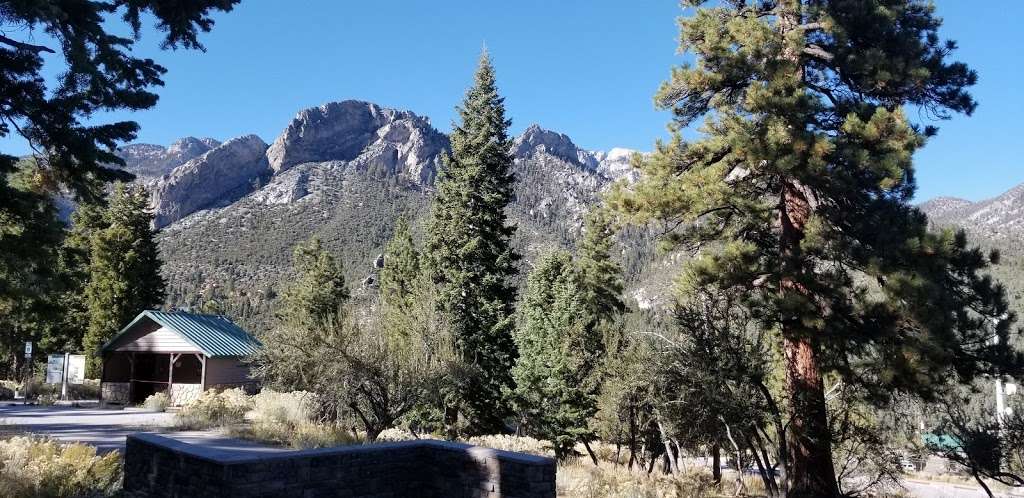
[904,479,1024,498]
[0,402,174,453]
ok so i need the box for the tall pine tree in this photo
[610,2,1022,496]
[426,51,519,435]
[82,183,165,374]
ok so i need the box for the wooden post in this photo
[167,353,180,406]
[99,353,108,403]
[128,352,136,404]
[196,354,207,392]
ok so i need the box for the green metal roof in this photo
[101,310,261,358]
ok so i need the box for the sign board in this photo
[66,355,86,385]
[24,341,32,358]
[46,354,65,384]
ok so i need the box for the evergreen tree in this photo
[425,51,519,434]
[511,251,602,459]
[379,216,421,313]
[577,208,627,327]
[82,183,165,374]
[0,161,64,375]
[278,238,349,327]
[609,2,1023,496]
[0,1,237,202]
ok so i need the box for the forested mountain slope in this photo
[920,184,1024,325]
[116,99,1023,334]
[146,100,652,330]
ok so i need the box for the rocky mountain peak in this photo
[511,124,597,170]
[265,100,445,178]
[168,137,221,158]
[918,196,973,218]
[116,136,221,182]
[150,134,270,228]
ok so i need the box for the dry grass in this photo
[557,459,765,498]
[0,436,122,497]
[141,392,169,412]
[173,388,250,430]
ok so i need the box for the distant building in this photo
[99,310,261,406]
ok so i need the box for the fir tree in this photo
[379,215,421,313]
[610,2,1022,496]
[82,183,166,374]
[426,51,519,434]
[0,160,64,374]
[577,209,626,326]
[511,251,601,460]
[278,238,349,327]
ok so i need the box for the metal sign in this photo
[46,354,65,384]
[66,355,86,385]
[23,341,32,358]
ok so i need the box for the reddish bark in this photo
[780,180,840,497]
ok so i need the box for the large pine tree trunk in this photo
[780,180,839,497]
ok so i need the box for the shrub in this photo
[229,420,359,450]
[250,390,316,425]
[0,386,14,401]
[0,436,122,497]
[556,462,738,498]
[465,434,553,457]
[67,380,101,401]
[174,389,249,429]
[142,392,170,412]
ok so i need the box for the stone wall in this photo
[123,432,556,498]
[100,382,129,404]
[168,383,202,406]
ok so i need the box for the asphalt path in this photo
[0,402,174,453]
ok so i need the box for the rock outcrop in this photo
[511,124,598,170]
[265,100,448,184]
[116,137,221,182]
[150,135,270,228]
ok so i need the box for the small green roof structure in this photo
[101,310,261,357]
[99,310,261,407]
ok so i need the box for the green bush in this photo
[67,380,101,401]
[0,385,14,401]
[0,436,122,497]
[142,392,170,412]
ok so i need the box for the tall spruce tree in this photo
[379,216,421,313]
[0,161,64,375]
[277,238,349,327]
[578,209,627,326]
[426,51,519,434]
[82,183,165,374]
[511,251,601,459]
[610,2,1022,496]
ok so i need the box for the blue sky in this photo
[5,1,1021,201]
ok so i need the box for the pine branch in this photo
[0,35,55,53]
[803,44,835,62]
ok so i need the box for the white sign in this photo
[66,355,86,385]
[46,354,65,384]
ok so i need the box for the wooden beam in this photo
[128,353,136,403]
[168,353,180,389]
[197,354,207,392]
